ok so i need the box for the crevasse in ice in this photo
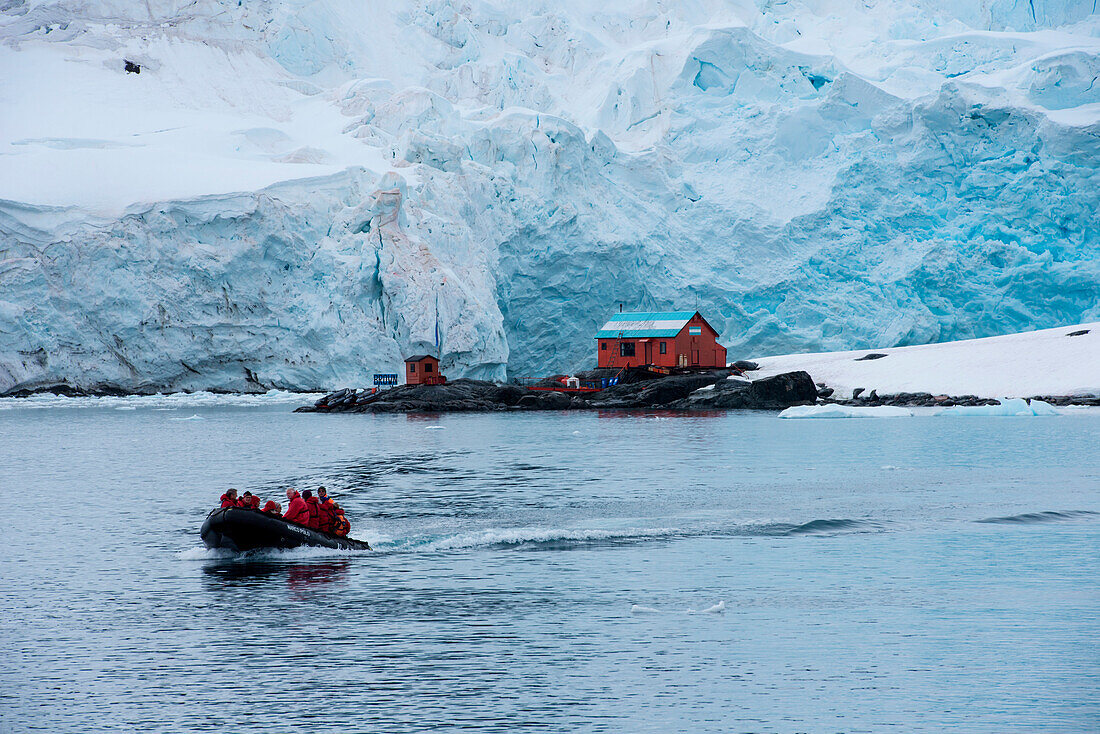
[0,1,1097,392]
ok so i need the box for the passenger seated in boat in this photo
[249,494,261,510]
[302,490,321,530]
[333,505,351,537]
[282,488,309,525]
[219,488,239,508]
[262,500,282,516]
[240,491,254,508]
[317,488,337,533]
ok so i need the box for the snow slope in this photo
[1,1,1099,392]
[753,322,1100,398]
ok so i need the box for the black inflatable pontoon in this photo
[201,507,371,552]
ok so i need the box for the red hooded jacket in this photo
[282,491,309,525]
[262,500,281,516]
[219,493,238,508]
[317,498,337,534]
[303,496,321,530]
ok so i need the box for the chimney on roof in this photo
[619,303,623,312]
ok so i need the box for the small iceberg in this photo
[779,404,913,419]
[937,398,1058,417]
[630,601,726,615]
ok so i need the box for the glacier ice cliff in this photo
[0,0,1098,393]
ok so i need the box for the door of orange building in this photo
[644,341,652,365]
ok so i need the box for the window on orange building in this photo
[659,342,667,354]
[620,342,635,357]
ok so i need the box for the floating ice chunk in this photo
[1028,400,1059,416]
[633,601,727,615]
[690,601,726,614]
[170,414,205,421]
[937,398,1059,417]
[779,404,913,419]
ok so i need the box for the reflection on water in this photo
[286,561,350,589]
[203,560,351,590]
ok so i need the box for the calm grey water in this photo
[1,401,1098,733]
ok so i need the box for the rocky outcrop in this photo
[669,371,819,410]
[296,371,817,413]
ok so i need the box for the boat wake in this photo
[367,517,884,554]
[782,518,877,535]
[975,510,1099,525]
[178,544,365,562]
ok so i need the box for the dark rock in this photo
[817,387,834,399]
[538,391,572,410]
[489,384,526,406]
[855,353,888,361]
[588,372,725,408]
[1067,329,1090,337]
[514,391,571,410]
[732,360,759,371]
[868,389,879,402]
[515,395,541,409]
[670,371,818,410]
[851,387,864,399]
[124,59,141,74]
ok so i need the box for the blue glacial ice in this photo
[0,1,1098,393]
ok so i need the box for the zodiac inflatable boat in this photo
[201,507,371,551]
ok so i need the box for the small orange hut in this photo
[405,355,446,386]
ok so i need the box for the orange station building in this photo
[596,311,726,370]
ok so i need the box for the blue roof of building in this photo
[595,311,698,338]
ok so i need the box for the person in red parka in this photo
[316,487,338,533]
[250,494,261,510]
[219,488,239,508]
[332,505,350,537]
[282,488,309,525]
[240,491,254,508]
[302,490,321,530]
[262,500,282,516]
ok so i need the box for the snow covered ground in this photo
[1,2,1099,393]
[754,322,1099,399]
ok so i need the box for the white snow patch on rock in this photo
[754,323,1100,399]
